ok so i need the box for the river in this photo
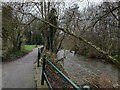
[58,50,119,88]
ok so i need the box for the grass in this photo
[13,45,36,58]
[22,45,36,52]
[3,45,37,61]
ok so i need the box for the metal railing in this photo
[37,47,91,90]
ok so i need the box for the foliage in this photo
[61,2,120,66]
[22,45,36,52]
[2,45,36,61]
[2,3,25,52]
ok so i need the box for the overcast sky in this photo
[64,0,103,10]
[1,0,118,11]
[1,0,103,9]
[2,0,117,3]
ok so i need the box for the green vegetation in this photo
[2,45,36,61]
[22,45,36,52]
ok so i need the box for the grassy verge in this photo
[3,45,36,61]
[22,45,36,52]
[13,45,36,58]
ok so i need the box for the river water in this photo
[57,50,119,88]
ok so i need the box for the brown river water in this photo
[58,50,119,88]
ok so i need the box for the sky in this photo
[1,0,117,3]
[65,0,103,10]
[1,0,118,11]
[1,0,104,10]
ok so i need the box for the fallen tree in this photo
[16,3,120,68]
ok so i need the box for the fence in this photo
[37,47,91,90]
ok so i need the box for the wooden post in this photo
[41,55,46,85]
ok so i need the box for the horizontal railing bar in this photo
[43,71,53,90]
[46,59,80,90]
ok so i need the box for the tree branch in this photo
[92,5,120,28]
[17,8,120,67]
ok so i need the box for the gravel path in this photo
[2,48,38,88]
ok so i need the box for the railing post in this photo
[37,48,40,67]
[41,46,44,53]
[41,55,46,85]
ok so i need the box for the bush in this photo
[2,45,36,62]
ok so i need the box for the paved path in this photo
[2,48,38,88]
